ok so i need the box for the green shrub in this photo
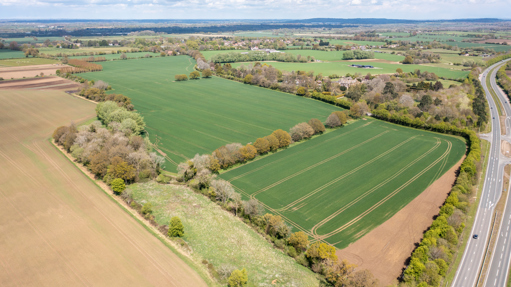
[156,174,170,184]
[111,178,125,194]
[168,216,184,237]
[141,202,153,215]
[228,268,248,287]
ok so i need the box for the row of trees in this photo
[211,129,291,170]
[58,59,104,74]
[210,51,311,64]
[175,70,213,81]
[79,87,134,111]
[342,50,374,60]
[79,56,107,62]
[176,154,378,286]
[53,120,163,184]
[496,62,511,98]
[368,77,485,285]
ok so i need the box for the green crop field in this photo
[69,51,160,60]
[233,60,469,79]
[220,118,465,248]
[1,36,65,44]
[0,57,60,67]
[39,46,128,56]
[80,56,343,171]
[0,49,25,59]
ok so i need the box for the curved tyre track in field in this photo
[309,137,442,238]
[0,90,206,287]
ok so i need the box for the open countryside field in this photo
[0,64,66,79]
[0,57,61,67]
[0,36,65,44]
[80,56,342,171]
[0,49,25,59]
[233,60,470,79]
[202,49,405,62]
[69,51,160,60]
[39,46,129,56]
[0,89,207,286]
[128,182,319,286]
[220,118,465,249]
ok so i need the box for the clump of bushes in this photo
[79,87,133,110]
[175,74,188,81]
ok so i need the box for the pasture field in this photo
[220,118,465,248]
[128,182,319,286]
[39,46,127,56]
[0,36,64,44]
[0,57,60,67]
[79,56,342,171]
[0,49,25,59]
[233,60,469,79]
[327,39,387,46]
[69,51,160,60]
[0,89,207,286]
[201,49,405,62]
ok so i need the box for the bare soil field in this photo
[0,90,206,286]
[0,64,68,79]
[506,70,511,78]
[0,76,82,91]
[337,156,464,286]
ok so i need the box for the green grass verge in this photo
[444,139,490,285]
[127,181,319,287]
[220,118,466,249]
[79,56,343,171]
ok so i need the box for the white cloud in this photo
[0,0,510,19]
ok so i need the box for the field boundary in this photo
[50,138,216,286]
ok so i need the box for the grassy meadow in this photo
[0,49,25,59]
[0,57,60,67]
[68,51,160,60]
[80,56,343,171]
[128,182,319,286]
[233,60,469,79]
[201,49,405,62]
[220,118,465,248]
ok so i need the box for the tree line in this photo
[58,59,103,74]
[496,62,511,98]
[210,51,312,64]
[174,119,378,286]
[342,50,374,60]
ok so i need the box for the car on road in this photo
[473,234,479,239]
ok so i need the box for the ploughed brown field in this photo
[0,64,67,79]
[0,76,82,91]
[0,89,206,286]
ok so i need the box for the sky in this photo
[0,0,510,20]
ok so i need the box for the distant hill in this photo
[286,18,507,24]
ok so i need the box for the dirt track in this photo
[337,156,464,286]
[0,64,68,79]
[0,90,206,286]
